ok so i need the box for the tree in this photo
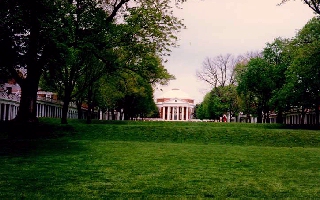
[0,0,66,123]
[196,54,243,121]
[196,93,218,120]
[94,74,125,120]
[196,54,238,89]
[263,37,292,123]
[280,17,320,125]
[1,0,185,124]
[39,0,182,124]
[279,0,320,15]
[0,0,131,123]
[237,58,276,123]
[196,85,239,121]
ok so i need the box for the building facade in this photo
[156,88,195,121]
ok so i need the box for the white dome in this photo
[158,88,193,100]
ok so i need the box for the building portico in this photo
[156,89,194,121]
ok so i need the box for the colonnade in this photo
[0,93,81,121]
[36,103,78,119]
[161,106,192,121]
[285,113,319,125]
[0,102,19,121]
[0,102,79,121]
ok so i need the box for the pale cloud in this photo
[154,0,316,104]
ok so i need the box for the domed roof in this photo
[158,88,193,100]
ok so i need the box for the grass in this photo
[0,118,319,199]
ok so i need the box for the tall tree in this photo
[0,0,65,123]
[237,58,276,123]
[280,17,320,125]
[1,0,184,124]
[196,54,243,120]
[0,0,132,123]
[40,0,183,124]
[263,37,291,123]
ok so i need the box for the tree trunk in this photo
[257,111,263,123]
[14,77,40,123]
[76,100,83,119]
[112,109,116,120]
[276,110,283,124]
[13,8,42,124]
[246,114,251,123]
[124,111,129,120]
[265,112,270,123]
[119,109,123,120]
[61,98,71,124]
[61,87,73,124]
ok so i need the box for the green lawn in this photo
[0,119,319,199]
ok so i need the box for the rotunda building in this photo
[156,88,195,121]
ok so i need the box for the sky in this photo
[153,0,316,104]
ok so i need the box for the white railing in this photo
[0,92,20,102]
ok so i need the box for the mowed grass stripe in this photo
[58,120,320,148]
[1,140,319,199]
[0,119,319,199]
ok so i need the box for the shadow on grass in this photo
[0,121,85,157]
[0,120,77,139]
[284,124,320,130]
[0,139,86,157]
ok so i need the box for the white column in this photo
[162,106,165,120]
[14,106,17,119]
[11,105,14,120]
[8,105,11,120]
[4,104,7,120]
[186,106,189,121]
[7,105,10,120]
[171,107,174,121]
[182,106,185,121]
[11,106,15,119]
[36,104,38,117]
[167,106,170,120]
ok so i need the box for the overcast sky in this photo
[154,0,316,104]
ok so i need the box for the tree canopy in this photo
[0,0,184,124]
